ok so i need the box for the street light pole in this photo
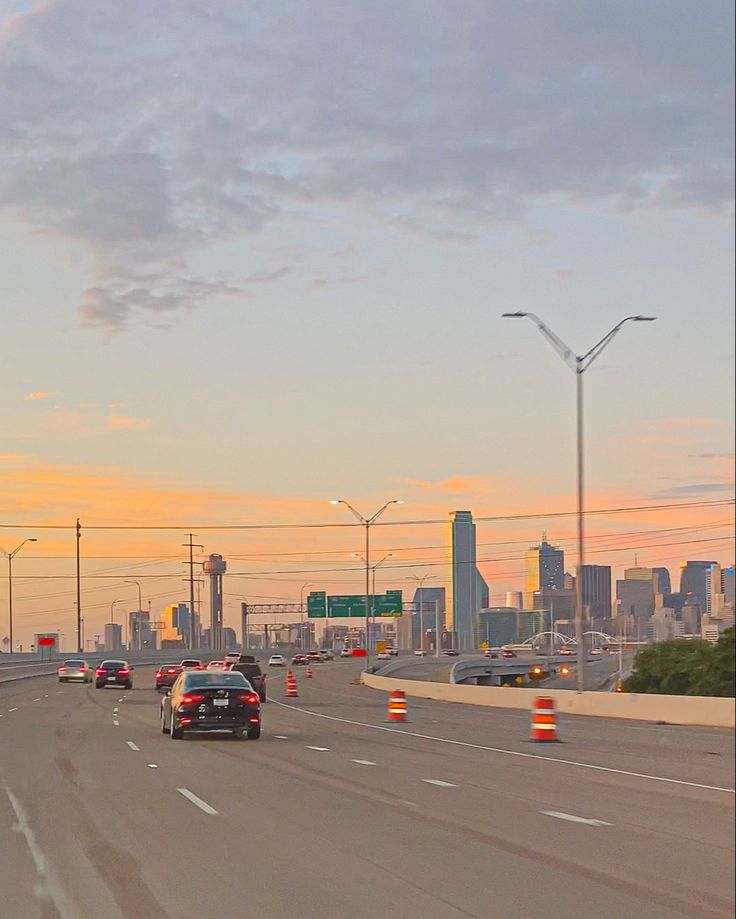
[124,580,143,651]
[409,574,434,652]
[502,312,656,692]
[351,553,397,652]
[331,499,404,669]
[2,538,38,655]
[300,583,313,650]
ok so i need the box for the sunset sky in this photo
[1,1,733,647]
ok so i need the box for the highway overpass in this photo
[0,658,733,919]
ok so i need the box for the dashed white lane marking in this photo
[113,720,120,726]
[56,691,63,694]
[32,698,41,702]
[352,759,377,766]
[274,735,289,739]
[126,741,140,752]
[147,764,158,769]
[177,788,218,816]
[8,708,18,713]
[269,699,735,795]
[5,786,76,919]
[306,745,331,752]
[541,811,613,828]
[422,779,458,788]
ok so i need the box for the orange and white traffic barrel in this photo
[530,696,558,742]
[305,667,313,679]
[286,672,299,697]
[387,689,407,722]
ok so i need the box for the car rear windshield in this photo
[180,660,201,666]
[231,664,262,678]
[183,672,249,688]
[63,660,85,667]
[100,661,126,668]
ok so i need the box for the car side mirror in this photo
[130,666,135,671]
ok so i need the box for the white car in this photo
[206,660,225,670]
[413,649,426,656]
[591,647,603,656]
[376,651,392,660]
[58,659,93,683]
[268,654,286,667]
[340,648,352,657]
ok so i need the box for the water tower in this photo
[203,554,227,650]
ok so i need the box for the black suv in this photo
[226,660,267,702]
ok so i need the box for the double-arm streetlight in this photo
[2,538,38,654]
[502,312,656,692]
[331,499,404,667]
[409,573,436,655]
[351,552,397,649]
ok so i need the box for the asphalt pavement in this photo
[0,661,733,919]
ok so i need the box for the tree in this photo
[689,628,735,698]
[623,630,735,697]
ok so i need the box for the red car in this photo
[291,655,308,665]
[501,649,517,659]
[306,651,321,662]
[155,663,183,691]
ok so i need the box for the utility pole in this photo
[182,535,204,649]
[76,519,82,652]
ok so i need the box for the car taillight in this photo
[118,668,130,675]
[155,670,163,677]
[249,717,260,723]
[180,694,205,705]
[167,668,177,674]
[96,668,105,675]
[194,665,204,670]
[237,692,260,706]
[78,667,85,672]
[58,666,66,672]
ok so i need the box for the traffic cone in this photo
[387,689,407,722]
[305,667,313,679]
[530,696,558,742]
[286,672,299,697]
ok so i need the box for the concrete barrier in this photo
[361,673,735,728]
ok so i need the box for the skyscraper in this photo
[446,511,486,651]
[652,567,672,595]
[679,560,718,614]
[524,536,564,607]
[581,565,612,627]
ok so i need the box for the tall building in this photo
[533,589,575,627]
[705,562,724,615]
[204,554,227,650]
[505,591,523,610]
[128,610,154,651]
[652,567,671,595]
[160,603,196,647]
[616,575,655,640]
[679,560,718,614]
[104,623,122,652]
[581,565,612,626]
[722,565,735,606]
[446,511,486,651]
[524,536,564,607]
[411,587,446,650]
[477,607,545,646]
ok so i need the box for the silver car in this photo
[58,659,93,683]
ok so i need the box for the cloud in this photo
[0,0,731,330]
[105,414,153,431]
[649,482,736,499]
[25,391,53,401]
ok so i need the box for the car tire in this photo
[247,726,261,740]
[170,713,184,740]
[161,707,170,734]
[95,683,102,689]
[125,683,132,690]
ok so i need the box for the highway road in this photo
[1,661,733,919]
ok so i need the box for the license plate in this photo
[107,676,116,681]
[213,698,228,707]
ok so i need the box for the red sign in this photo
[38,637,55,646]
[351,648,367,657]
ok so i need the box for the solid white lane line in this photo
[8,707,18,712]
[269,699,735,795]
[4,786,76,919]
[177,788,218,816]
[274,735,289,739]
[422,779,458,788]
[306,745,331,752]
[126,741,140,752]
[541,811,613,827]
[352,759,377,766]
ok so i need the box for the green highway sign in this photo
[307,592,327,618]
[307,590,403,618]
